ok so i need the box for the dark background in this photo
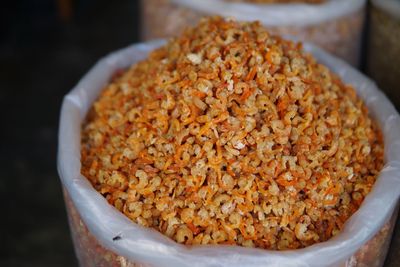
[0,1,398,266]
[1,0,139,266]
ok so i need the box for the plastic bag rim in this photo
[169,0,366,26]
[57,40,400,267]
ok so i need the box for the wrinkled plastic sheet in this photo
[58,40,400,267]
[170,0,365,27]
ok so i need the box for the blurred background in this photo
[0,0,398,266]
[1,0,139,266]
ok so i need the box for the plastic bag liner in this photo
[169,0,365,27]
[58,39,400,267]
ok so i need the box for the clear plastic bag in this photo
[58,40,400,267]
[367,0,400,110]
[141,0,365,66]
